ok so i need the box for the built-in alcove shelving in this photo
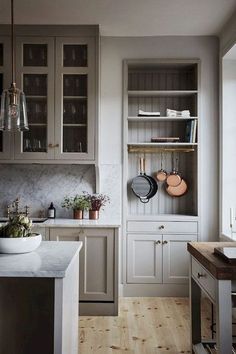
[123,59,200,218]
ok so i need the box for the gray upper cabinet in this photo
[0,26,98,163]
[55,37,95,160]
[0,37,12,159]
[15,37,55,160]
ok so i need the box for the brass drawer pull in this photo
[162,240,168,245]
[159,225,165,230]
[197,272,206,279]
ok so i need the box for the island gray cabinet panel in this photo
[49,227,115,302]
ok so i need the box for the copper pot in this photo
[89,210,99,220]
[73,209,83,219]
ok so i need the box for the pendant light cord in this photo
[11,0,15,84]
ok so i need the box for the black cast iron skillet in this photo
[131,157,158,203]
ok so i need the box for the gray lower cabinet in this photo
[49,227,118,315]
[127,233,197,284]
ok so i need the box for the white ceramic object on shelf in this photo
[0,234,42,254]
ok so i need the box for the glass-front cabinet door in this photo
[0,38,11,160]
[55,37,95,160]
[15,37,55,160]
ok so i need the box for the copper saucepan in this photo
[155,152,167,182]
[166,155,182,187]
[166,178,188,197]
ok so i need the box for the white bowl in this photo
[0,234,42,254]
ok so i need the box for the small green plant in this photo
[0,215,33,238]
[83,193,110,211]
[61,195,91,211]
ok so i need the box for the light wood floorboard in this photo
[79,297,211,354]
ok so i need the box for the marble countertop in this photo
[0,241,82,278]
[38,218,121,228]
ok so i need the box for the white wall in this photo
[222,59,236,235]
[100,36,219,241]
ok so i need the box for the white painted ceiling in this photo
[0,0,235,37]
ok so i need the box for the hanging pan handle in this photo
[139,157,145,175]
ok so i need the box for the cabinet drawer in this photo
[127,221,198,234]
[192,258,216,301]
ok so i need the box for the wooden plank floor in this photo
[80,297,211,354]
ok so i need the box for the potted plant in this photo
[0,215,41,254]
[61,195,91,219]
[84,193,110,220]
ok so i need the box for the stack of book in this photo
[185,120,197,143]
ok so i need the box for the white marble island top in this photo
[40,218,121,228]
[0,241,82,278]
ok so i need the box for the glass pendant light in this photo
[0,0,28,132]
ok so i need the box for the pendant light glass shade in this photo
[0,0,29,132]
[0,83,29,132]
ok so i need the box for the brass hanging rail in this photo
[128,145,195,153]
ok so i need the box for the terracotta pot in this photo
[73,209,83,220]
[89,210,99,220]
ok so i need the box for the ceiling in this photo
[0,0,235,37]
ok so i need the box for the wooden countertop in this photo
[188,242,236,280]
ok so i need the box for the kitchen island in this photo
[0,241,82,354]
[188,242,236,354]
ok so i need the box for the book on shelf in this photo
[185,120,197,143]
[151,137,180,143]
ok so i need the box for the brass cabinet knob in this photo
[159,225,165,230]
[48,143,53,148]
[55,143,59,148]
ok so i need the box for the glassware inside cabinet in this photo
[22,73,48,153]
[0,44,3,66]
[0,72,3,152]
[63,99,87,124]
[62,73,88,153]
[63,44,87,67]
[23,44,47,67]
[63,126,87,153]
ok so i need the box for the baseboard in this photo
[123,283,189,297]
[79,301,118,316]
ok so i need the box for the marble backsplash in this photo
[0,164,95,218]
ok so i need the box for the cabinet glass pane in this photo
[23,126,47,152]
[23,74,48,153]
[63,45,87,67]
[0,72,3,152]
[63,126,87,153]
[24,74,47,96]
[0,44,3,66]
[23,44,47,67]
[63,74,87,97]
[63,98,87,124]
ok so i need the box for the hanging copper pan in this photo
[166,178,188,197]
[166,155,182,187]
